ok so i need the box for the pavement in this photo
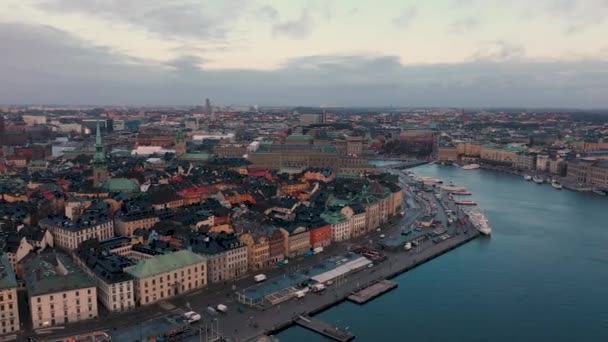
[24,169,481,342]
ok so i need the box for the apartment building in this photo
[189,233,248,283]
[40,212,114,251]
[125,250,207,306]
[74,247,136,313]
[115,212,160,236]
[239,233,270,270]
[0,254,19,338]
[23,252,98,328]
[567,159,608,188]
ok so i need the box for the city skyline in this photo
[1,0,608,107]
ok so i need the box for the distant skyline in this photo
[1,0,608,107]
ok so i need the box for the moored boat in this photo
[551,180,563,189]
[455,200,477,206]
[462,163,480,170]
[523,175,532,181]
[593,189,607,196]
[532,175,544,184]
[467,210,492,235]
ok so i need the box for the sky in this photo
[1,0,608,107]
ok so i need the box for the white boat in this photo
[532,175,544,184]
[523,175,532,181]
[461,164,480,170]
[593,189,607,196]
[551,180,563,189]
[467,210,492,235]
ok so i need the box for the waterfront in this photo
[278,164,608,342]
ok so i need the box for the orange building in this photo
[309,225,332,248]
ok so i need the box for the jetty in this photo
[348,280,398,304]
[295,315,354,342]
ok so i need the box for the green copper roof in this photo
[320,211,348,224]
[179,153,211,160]
[286,134,312,140]
[101,178,139,192]
[126,250,207,279]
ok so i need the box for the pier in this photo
[348,279,398,304]
[295,315,355,342]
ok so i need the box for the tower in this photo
[93,121,109,187]
[175,128,186,156]
[205,98,215,122]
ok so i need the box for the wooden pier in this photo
[295,315,354,342]
[348,279,398,304]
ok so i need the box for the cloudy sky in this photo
[1,0,608,107]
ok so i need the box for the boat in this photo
[523,175,532,181]
[452,191,472,196]
[593,189,607,196]
[455,200,477,206]
[551,180,563,190]
[532,175,544,184]
[461,164,480,170]
[467,210,492,235]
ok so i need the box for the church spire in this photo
[94,120,106,165]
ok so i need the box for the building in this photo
[92,121,109,187]
[23,252,98,328]
[280,227,310,258]
[74,246,136,312]
[0,254,19,338]
[115,211,160,237]
[512,152,537,171]
[567,159,608,188]
[300,113,325,125]
[174,129,186,156]
[309,225,332,248]
[125,250,208,306]
[189,234,248,283]
[248,144,340,171]
[239,233,269,270]
[480,145,525,165]
[438,147,458,162]
[40,211,114,251]
[457,143,482,158]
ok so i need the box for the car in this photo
[376,228,381,232]
[380,234,385,238]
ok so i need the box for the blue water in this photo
[277,165,608,342]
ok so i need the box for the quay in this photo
[295,315,354,342]
[348,279,398,304]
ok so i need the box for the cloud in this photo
[536,0,608,34]
[271,4,331,39]
[37,0,248,39]
[470,40,526,62]
[1,22,607,108]
[392,7,418,28]
[256,5,279,21]
[448,16,480,34]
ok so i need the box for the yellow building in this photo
[239,234,270,270]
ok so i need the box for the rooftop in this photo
[23,252,96,296]
[0,253,17,290]
[125,250,207,279]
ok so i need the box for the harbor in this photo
[295,315,354,341]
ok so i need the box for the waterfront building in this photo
[480,145,525,165]
[125,250,208,306]
[438,146,458,162]
[457,142,482,158]
[309,224,332,248]
[321,209,352,242]
[0,254,19,338]
[23,252,98,328]
[513,152,537,171]
[189,233,248,283]
[567,158,608,188]
[239,233,270,270]
[279,227,311,258]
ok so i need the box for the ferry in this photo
[532,175,544,184]
[467,210,492,235]
[551,180,563,190]
[461,163,480,170]
[455,200,477,206]
[523,175,532,181]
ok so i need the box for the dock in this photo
[348,279,398,304]
[295,315,354,342]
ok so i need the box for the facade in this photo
[309,225,332,248]
[457,143,482,157]
[41,215,114,251]
[567,159,608,188]
[239,234,270,270]
[190,234,248,283]
[248,144,340,171]
[280,228,311,258]
[115,214,160,236]
[513,152,537,171]
[438,147,458,162]
[23,253,98,328]
[480,145,525,165]
[125,250,208,306]
[267,229,286,264]
[74,249,136,312]
[0,255,19,338]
